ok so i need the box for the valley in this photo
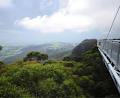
[0,42,74,64]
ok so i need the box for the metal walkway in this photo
[97,39,120,93]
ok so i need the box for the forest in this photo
[0,39,119,98]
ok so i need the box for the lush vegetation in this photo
[0,40,119,98]
[0,46,2,51]
[24,51,48,62]
[0,46,4,68]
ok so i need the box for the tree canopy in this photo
[0,40,119,98]
[24,51,48,62]
[0,46,2,51]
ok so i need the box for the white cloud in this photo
[16,0,120,34]
[16,11,93,33]
[0,0,12,8]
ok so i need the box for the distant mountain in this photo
[0,46,23,60]
[64,39,97,61]
[1,42,74,64]
[71,39,97,56]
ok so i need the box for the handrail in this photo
[97,39,120,93]
[98,39,120,70]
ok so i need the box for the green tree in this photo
[0,61,4,68]
[0,46,2,51]
[24,51,48,61]
[39,53,48,61]
[63,56,72,61]
[0,76,33,98]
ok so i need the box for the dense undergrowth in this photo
[0,46,119,98]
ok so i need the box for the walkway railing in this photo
[97,39,120,93]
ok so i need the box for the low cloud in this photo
[16,0,119,34]
[16,12,93,33]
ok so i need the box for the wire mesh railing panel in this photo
[111,42,119,66]
[98,39,120,71]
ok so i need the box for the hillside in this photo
[0,39,119,98]
[72,39,97,56]
[70,39,97,61]
[0,46,24,60]
[63,39,119,97]
[0,42,74,64]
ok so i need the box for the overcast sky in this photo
[0,0,120,45]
